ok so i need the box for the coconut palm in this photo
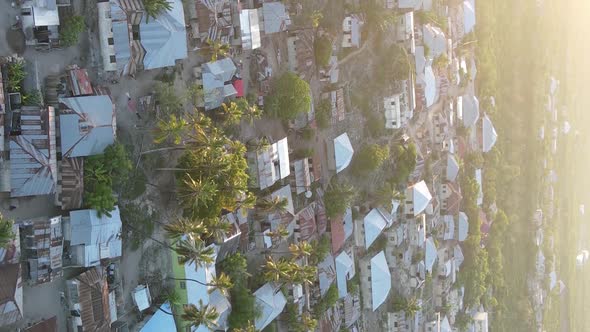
[288,242,313,260]
[247,137,271,151]
[154,115,189,145]
[266,226,290,246]
[177,174,219,211]
[232,321,258,332]
[256,196,289,214]
[0,216,13,248]
[181,300,219,330]
[175,236,216,267]
[236,192,257,210]
[205,39,230,61]
[143,0,172,22]
[163,218,207,239]
[262,256,293,283]
[296,312,317,332]
[291,265,317,286]
[168,272,233,297]
[203,217,233,244]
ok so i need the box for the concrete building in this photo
[247,137,290,190]
[342,15,363,48]
[360,251,391,311]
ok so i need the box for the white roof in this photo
[482,114,498,153]
[398,0,431,10]
[254,283,288,330]
[454,244,465,268]
[423,66,437,107]
[458,212,469,241]
[140,302,177,331]
[412,181,432,216]
[415,46,426,75]
[463,0,476,35]
[343,207,354,240]
[423,24,447,58]
[240,9,262,50]
[334,133,354,173]
[447,154,460,181]
[369,251,391,311]
[364,208,393,249]
[262,2,291,34]
[425,237,437,273]
[475,169,483,206]
[132,285,151,312]
[335,251,354,298]
[462,94,480,127]
[31,1,60,27]
[441,316,452,332]
[443,215,455,241]
[139,0,188,69]
[69,206,122,248]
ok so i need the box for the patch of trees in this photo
[314,36,333,68]
[390,143,417,185]
[60,16,85,47]
[267,72,312,120]
[324,180,355,218]
[219,253,261,329]
[351,144,390,175]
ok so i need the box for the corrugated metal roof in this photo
[10,106,57,197]
[58,157,84,210]
[240,9,261,50]
[71,267,111,332]
[262,2,290,34]
[139,0,188,69]
[59,95,115,157]
[0,263,22,325]
[202,58,238,110]
[254,283,287,330]
[334,133,354,173]
[21,216,63,284]
[251,137,290,190]
[369,251,391,311]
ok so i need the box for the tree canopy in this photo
[352,144,390,175]
[324,180,355,218]
[314,35,333,67]
[267,72,311,120]
[60,16,85,47]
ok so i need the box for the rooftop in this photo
[482,114,498,153]
[364,208,393,249]
[446,154,460,182]
[262,2,291,34]
[369,251,391,311]
[70,267,111,331]
[411,181,433,216]
[335,251,354,299]
[249,137,290,190]
[254,283,287,330]
[202,58,238,111]
[59,95,116,157]
[239,9,262,50]
[333,133,354,173]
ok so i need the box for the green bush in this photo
[314,36,333,67]
[267,72,311,120]
[60,16,85,46]
[315,99,331,129]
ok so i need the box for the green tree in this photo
[175,236,216,267]
[392,143,417,185]
[255,196,289,214]
[205,39,230,62]
[155,82,184,114]
[309,235,331,265]
[288,242,313,260]
[6,60,26,92]
[315,99,331,129]
[60,16,85,46]
[181,300,219,330]
[262,256,293,283]
[143,0,172,22]
[0,215,14,248]
[84,182,117,217]
[314,36,332,67]
[352,144,390,175]
[267,72,311,120]
[154,115,190,145]
[433,54,449,69]
[324,180,355,218]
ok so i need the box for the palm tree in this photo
[168,272,234,297]
[205,39,230,62]
[181,300,219,330]
[175,236,216,267]
[288,242,313,260]
[262,256,293,283]
[291,265,317,286]
[154,115,189,145]
[266,226,290,247]
[247,137,271,151]
[177,174,219,212]
[256,196,289,214]
[232,322,258,332]
[203,217,233,244]
[235,192,257,210]
[0,216,13,248]
[404,297,421,317]
[296,312,317,332]
[143,0,172,22]
[219,102,243,125]
[163,218,207,239]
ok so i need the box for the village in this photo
[0,0,505,332]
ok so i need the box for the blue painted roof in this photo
[140,302,176,332]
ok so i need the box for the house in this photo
[5,105,57,197]
[170,245,232,331]
[422,24,447,58]
[23,317,58,332]
[460,94,480,128]
[387,311,411,332]
[442,215,455,241]
[342,15,364,48]
[330,207,353,254]
[360,251,391,311]
[460,0,476,39]
[294,203,319,242]
[446,154,460,182]
[425,315,451,332]
[97,0,187,75]
[457,212,469,242]
[20,216,63,284]
[0,264,23,327]
[328,133,354,173]
[57,156,84,210]
[262,2,291,34]
[239,8,262,50]
[20,0,65,46]
[384,83,414,130]
[396,11,415,54]
[404,180,433,217]
[65,207,122,267]
[247,137,290,190]
[409,214,426,247]
[254,283,287,330]
[67,67,94,96]
[361,208,394,249]
[322,88,346,123]
[189,0,234,44]
[475,169,483,206]
[290,158,313,195]
[66,267,116,331]
[201,58,240,111]
[469,310,489,332]
[287,29,315,81]
[318,254,336,297]
[215,213,242,263]
[137,302,176,332]
[397,0,433,10]
[424,237,437,273]
[59,95,116,157]
[440,181,461,216]
[415,46,438,108]
[258,185,296,248]
[342,293,361,328]
[335,250,355,299]
[481,114,498,153]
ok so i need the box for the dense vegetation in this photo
[267,72,312,120]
